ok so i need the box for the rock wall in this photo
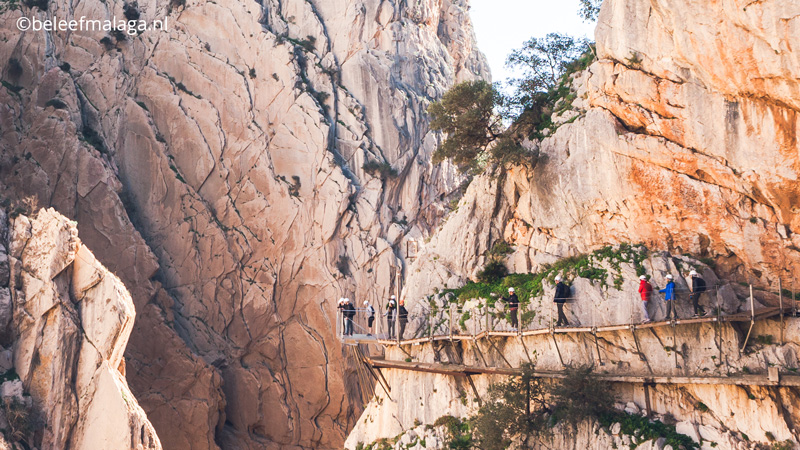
[0,0,487,448]
[402,0,800,306]
[0,208,160,449]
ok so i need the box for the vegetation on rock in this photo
[428,33,595,171]
[441,243,649,309]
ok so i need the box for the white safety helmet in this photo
[363,301,369,306]
[390,295,396,300]
[555,275,563,282]
[666,274,673,279]
[639,275,647,280]
[345,298,351,303]
[338,298,345,305]
[690,270,698,277]
[508,287,515,293]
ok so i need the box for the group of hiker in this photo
[339,270,710,338]
[640,270,708,322]
[337,295,408,338]
[499,270,709,328]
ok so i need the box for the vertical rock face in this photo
[403,0,800,304]
[2,208,160,450]
[0,0,487,448]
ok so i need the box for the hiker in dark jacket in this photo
[501,287,520,330]
[554,275,570,326]
[638,275,653,323]
[689,270,707,317]
[384,295,397,339]
[343,298,356,335]
[398,299,409,340]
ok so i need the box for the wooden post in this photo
[740,284,756,352]
[449,303,454,340]
[643,383,653,419]
[593,295,604,366]
[485,303,490,333]
[779,278,784,345]
[472,308,477,338]
[429,308,434,341]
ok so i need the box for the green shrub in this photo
[597,411,699,450]
[472,362,549,450]
[549,366,614,427]
[433,415,473,450]
[362,160,397,179]
[477,260,509,284]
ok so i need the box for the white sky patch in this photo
[470,0,597,86]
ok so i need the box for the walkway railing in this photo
[337,283,798,353]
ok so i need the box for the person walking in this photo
[554,275,570,326]
[364,301,375,335]
[384,295,397,339]
[689,270,708,317]
[659,274,677,320]
[502,287,519,330]
[398,299,409,340]
[337,298,345,336]
[343,298,356,336]
[638,275,653,323]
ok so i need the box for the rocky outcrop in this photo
[402,0,800,306]
[0,0,487,447]
[0,208,159,449]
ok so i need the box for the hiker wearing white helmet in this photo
[659,274,677,320]
[337,298,347,336]
[554,275,571,326]
[343,298,356,336]
[384,295,398,339]
[638,275,653,323]
[689,270,708,317]
[501,287,520,331]
[364,301,376,335]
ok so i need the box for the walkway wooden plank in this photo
[359,306,791,347]
[365,357,800,387]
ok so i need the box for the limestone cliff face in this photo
[0,0,487,448]
[403,0,800,305]
[0,208,160,450]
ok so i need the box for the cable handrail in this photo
[336,282,797,346]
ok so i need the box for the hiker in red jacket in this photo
[638,275,653,323]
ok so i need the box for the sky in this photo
[469,0,597,86]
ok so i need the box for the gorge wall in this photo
[0,0,487,448]
[348,0,800,448]
[403,0,800,305]
[0,208,160,450]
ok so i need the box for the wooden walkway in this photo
[354,306,791,347]
[364,357,800,387]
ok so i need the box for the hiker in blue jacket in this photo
[659,274,677,320]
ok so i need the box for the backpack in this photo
[695,277,706,293]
